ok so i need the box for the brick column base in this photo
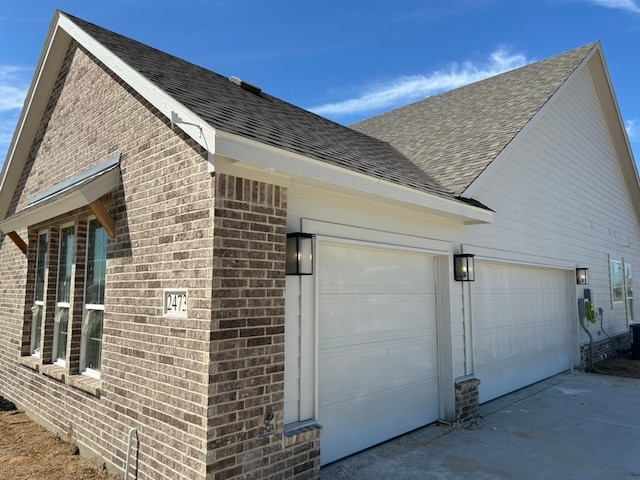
[455,377,481,423]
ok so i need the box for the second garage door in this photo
[317,241,439,464]
[472,261,571,403]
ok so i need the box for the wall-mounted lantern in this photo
[454,254,475,281]
[576,267,589,285]
[286,233,314,275]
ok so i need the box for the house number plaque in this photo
[164,289,188,317]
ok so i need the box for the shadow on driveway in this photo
[321,371,640,479]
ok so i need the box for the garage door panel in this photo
[319,377,439,465]
[318,241,439,464]
[319,335,438,407]
[474,320,569,365]
[319,295,436,346]
[473,262,571,403]
[319,244,434,287]
[477,347,570,401]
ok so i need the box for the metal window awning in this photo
[0,154,121,253]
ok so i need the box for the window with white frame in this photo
[54,224,74,365]
[610,259,624,303]
[81,218,107,377]
[31,231,49,356]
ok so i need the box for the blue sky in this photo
[1,1,639,167]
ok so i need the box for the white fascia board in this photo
[57,13,217,172]
[215,130,493,225]
[0,14,72,222]
[0,167,120,233]
[462,46,597,199]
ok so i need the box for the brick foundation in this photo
[580,331,631,368]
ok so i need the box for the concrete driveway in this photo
[321,371,640,479]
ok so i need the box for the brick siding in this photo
[0,41,214,479]
[207,174,321,479]
[0,39,323,480]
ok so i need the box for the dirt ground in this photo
[591,353,640,378]
[0,397,121,480]
[0,355,639,479]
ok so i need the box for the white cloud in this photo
[626,119,639,141]
[0,66,30,111]
[310,48,531,118]
[0,65,31,165]
[584,0,640,12]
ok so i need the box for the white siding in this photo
[465,65,640,342]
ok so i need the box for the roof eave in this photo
[215,130,493,225]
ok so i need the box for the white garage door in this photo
[318,241,439,465]
[473,261,571,403]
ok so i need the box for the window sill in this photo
[68,374,101,398]
[40,364,67,383]
[284,421,322,447]
[18,355,40,372]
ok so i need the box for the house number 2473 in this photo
[164,290,188,317]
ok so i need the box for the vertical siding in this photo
[465,64,640,341]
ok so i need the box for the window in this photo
[81,218,107,377]
[625,262,633,323]
[610,259,623,303]
[53,224,74,365]
[31,231,49,356]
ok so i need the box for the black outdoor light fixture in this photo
[286,233,314,275]
[576,267,589,285]
[454,253,475,281]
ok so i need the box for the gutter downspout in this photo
[578,298,593,370]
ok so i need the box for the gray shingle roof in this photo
[64,13,457,202]
[352,43,596,196]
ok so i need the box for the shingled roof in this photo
[64,13,457,202]
[352,43,596,196]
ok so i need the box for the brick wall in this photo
[0,41,214,479]
[207,174,321,479]
[580,331,631,368]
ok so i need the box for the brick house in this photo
[0,11,639,479]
